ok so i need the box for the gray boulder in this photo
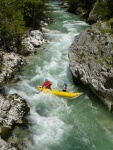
[21,30,46,55]
[0,94,30,149]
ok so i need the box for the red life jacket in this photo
[42,81,52,89]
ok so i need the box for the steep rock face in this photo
[68,20,113,111]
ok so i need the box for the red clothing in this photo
[42,81,52,89]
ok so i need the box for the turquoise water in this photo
[7,1,113,150]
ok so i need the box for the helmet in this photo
[64,82,67,85]
[45,78,48,81]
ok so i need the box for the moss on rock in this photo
[1,126,11,140]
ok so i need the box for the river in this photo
[7,1,113,150]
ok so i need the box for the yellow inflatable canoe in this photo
[37,86,82,98]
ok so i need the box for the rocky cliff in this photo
[68,19,113,111]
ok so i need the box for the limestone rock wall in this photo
[68,20,113,111]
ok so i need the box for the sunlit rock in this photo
[0,94,30,139]
[69,20,113,111]
[21,30,45,55]
[0,52,26,84]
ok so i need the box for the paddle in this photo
[37,86,44,94]
[33,86,42,94]
[34,86,45,94]
[41,85,51,91]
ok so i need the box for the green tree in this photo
[0,0,47,50]
[0,0,25,47]
[23,0,47,28]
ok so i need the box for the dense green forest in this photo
[0,0,48,49]
[1,0,113,51]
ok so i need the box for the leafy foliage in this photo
[0,0,47,48]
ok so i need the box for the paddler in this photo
[62,82,68,92]
[42,78,52,89]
